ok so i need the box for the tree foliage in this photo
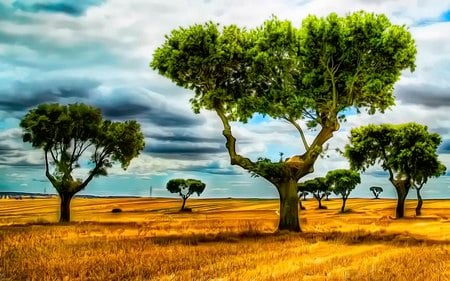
[166,178,206,211]
[369,186,383,199]
[20,103,145,222]
[299,177,329,209]
[151,11,416,231]
[326,169,361,212]
[344,123,446,217]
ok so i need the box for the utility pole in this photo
[149,185,152,198]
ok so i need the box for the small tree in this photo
[20,103,145,222]
[166,178,206,211]
[326,169,361,213]
[302,177,329,209]
[370,186,383,199]
[345,123,446,218]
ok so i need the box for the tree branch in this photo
[44,150,57,187]
[215,107,257,172]
[283,116,310,151]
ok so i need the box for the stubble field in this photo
[0,197,449,280]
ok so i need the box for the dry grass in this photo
[0,197,449,280]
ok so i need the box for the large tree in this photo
[326,169,360,213]
[166,178,206,211]
[344,123,446,218]
[151,12,416,232]
[20,103,145,222]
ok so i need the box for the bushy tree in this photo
[326,169,361,213]
[151,12,416,231]
[166,178,206,211]
[20,103,145,222]
[370,186,383,199]
[300,177,329,209]
[345,123,446,218]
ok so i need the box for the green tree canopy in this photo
[299,177,329,209]
[166,178,206,211]
[151,11,416,232]
[369,186,383,199]
[344,123,446,217]
[326,169,361,212]
[20,103,145,222]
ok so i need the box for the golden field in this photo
[0,197,449,280]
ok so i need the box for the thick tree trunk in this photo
[181,197,187,211]
[393,181,409,218]
[341,197,347,213]
[277,179,301,232]
[415,188,423,216]
[59,192,74,223]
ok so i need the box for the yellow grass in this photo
[0,197,449,280]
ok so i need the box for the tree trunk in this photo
[393,181,409,218]
[318,196,324,209]
[277,179,301,232]
[181,197,187,211]
[415,188,423,216]
[298,199,305,210]
[341,197,347,213]
[59,192,74,223]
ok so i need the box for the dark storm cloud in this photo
[145,143,225,155]
[395,83,450,107]
[149,132,222,143]
[438,140,450,154]
[11,0,105,16]
[0,78,100,112]
[176,161,242,175]
[94,87,205,127]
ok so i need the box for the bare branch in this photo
[283,115,310,151]
[215,107,257,172]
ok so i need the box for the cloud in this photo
[91,86,205,127]
[438,140,450,154]
[395,83,450,108]
[0,77,100,113]
[11,0,105,16]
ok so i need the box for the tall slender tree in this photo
[20,103,145,222]
[151,12,416,231]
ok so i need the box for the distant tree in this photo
[370,186,383,199]
[297,183,310,201]
[20,103,145,222]
[326,169,361,213]
[345,123,446,218]
[324,191,332,201]
[151,12,416,232]
[302,177,329,209]
[166,178,206,211]
[296,183,307,210]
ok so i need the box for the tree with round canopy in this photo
[20,103,145,222]
[344,123,446,218]
[166,178,206,211]
[299,177,329,209]
[369,186,383,199]
[326,169,360,213]
[151,12,416,232]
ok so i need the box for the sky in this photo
[1,0,450,199]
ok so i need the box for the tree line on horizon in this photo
[17,11,446,231]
